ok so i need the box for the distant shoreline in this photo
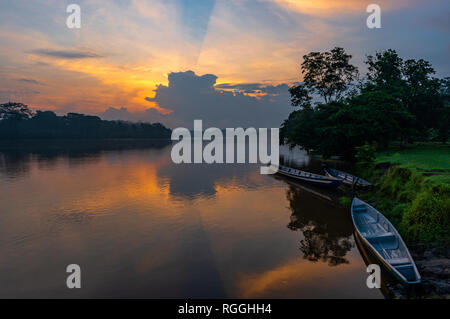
[0,137,172,141]
[0,138,173,152]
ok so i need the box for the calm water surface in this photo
[0,140,382,298]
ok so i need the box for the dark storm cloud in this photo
[144,71,291,128]
[29,49,104,59]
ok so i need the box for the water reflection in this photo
[0,140,382,298]
[0,139,170,180]
[156,162,267,199]
[286,185,353,266]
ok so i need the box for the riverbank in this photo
[344,143,449,298]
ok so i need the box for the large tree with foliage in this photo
[365,50,446,141]
[289,47,359,108]
[282,48,448,160]
[0,102,34,120]
[365,49,404,88]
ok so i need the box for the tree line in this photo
[281,47,450,160]
[0,102,172,139]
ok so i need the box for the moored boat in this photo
[276,164,343,188]
[351,197,421,285]
[323,165,372,188]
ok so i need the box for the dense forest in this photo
[0,102,171,139]
[281,48,450,160]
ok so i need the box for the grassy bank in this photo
[350,143,450,247]
[376,143,450,184]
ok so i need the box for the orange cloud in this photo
[196,1,346,84]
[271,0,413,16]
[1,0,441,118]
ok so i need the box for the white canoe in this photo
[351,198,421,284]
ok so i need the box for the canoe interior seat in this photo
[394,264,418,282]
[365,232,395,240]
[389,258,411,266]
[367,233,399,250]
[354,213,379,232]
[353,210,372,220]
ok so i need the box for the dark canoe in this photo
[276,164,343,188]
[351,198,421,285]
[324,167,372,188]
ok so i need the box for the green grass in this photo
[352,143,450,247]
[376,143,450,184]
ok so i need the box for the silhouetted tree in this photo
[289,47,359,108]
[366,49,403,88]
[0,102,34,120]
[0,103,171,140]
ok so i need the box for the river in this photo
[0,140,382,298]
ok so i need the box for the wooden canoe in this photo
[324,166,372,188]
[277,164,343,188]
[351,198,421,285]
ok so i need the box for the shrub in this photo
[358,163,449,246]
[401,184,450,246]
[355,143,376,164]
[378,166,423,202]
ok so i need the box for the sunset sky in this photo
[0,0,448,128]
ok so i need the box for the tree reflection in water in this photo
[0,139,171,179]
[286,184,354,266]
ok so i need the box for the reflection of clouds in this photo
[49,210,92,233]
[0,140,305,202]
[156,162,268,199]
[0,140,281,203]
[0,140,383,298]
[134,247,175,275]
[156,139,287,199]
[238,258,317,298]
[236,255,365,298]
